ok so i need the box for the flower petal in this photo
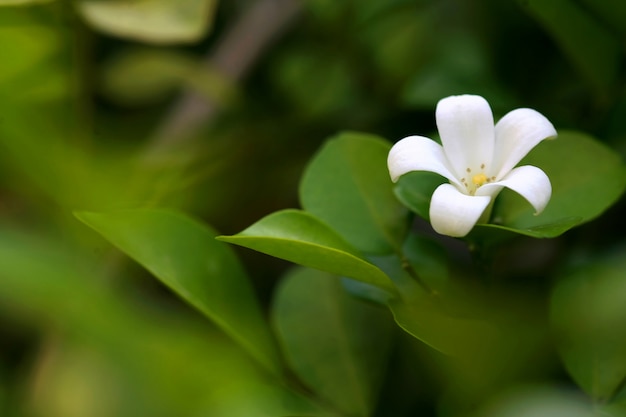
[388,135,459,185]
[436,95,495,178]
[493,108,557,179]
[477,165,551,214]
[429,183,492,237]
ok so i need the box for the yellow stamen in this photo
[472,173,488,186]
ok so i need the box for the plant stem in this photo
[400,255,438,296]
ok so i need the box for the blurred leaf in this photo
[551,250,626,402]
[218,209,396,293]
[0,229,326,417]
[0,8,69,104]
[393,171,446,221]
[0,0,54,4]
[476,131,626,239]
[101,49,194,105]
[272,50,357,118]
[78,0,217,44]
[359,4,436,82]
[521,0,621,96]
[101,48,236,106]
[402,33,516,110]
[599,399,626,417]
[478,387,594,417]
[577,0,626,41]
[272,267,392,417]
[388,294,497,357]
[300,132,409,255]
[75,209,282,374]
[391,285,550,401]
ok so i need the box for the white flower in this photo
[388,94,557,237]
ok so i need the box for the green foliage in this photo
[551,250,626,402]
[0,0,52,4]
[100,48,236,106]
[300,132,409,255]
[395,131,626,241]
[1,0,626,415]
[218,209,396,293]
[521,0,622,96]
[78,0,218,44]
[402,33,516,110]
[393,171,446,221]
[0,228,314,417]
[477,131,626,239]
[76,209,282,374]
[272,267,392,417]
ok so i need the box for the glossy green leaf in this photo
[78,0,217,44]
[272,267,392,417]
[218,209,396,293]
[299,131,409,255]
[75,209,281,374]
[551,251,626,401]
[521,0,621,95]
[393,171,445,221]
[477,131,626,239]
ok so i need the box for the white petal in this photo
[429,183,492,237]
[436,95,495,178]
[493,108,557,179]
[477,165,551,214]
[388,135,459,185]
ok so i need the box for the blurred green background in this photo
[0,0,625,416]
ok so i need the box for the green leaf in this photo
[477,131,626,239]
[388,295,496,357]
[0,0,54,5]
[272,267,392,417]
[101,48,236,106]
[299,131,409,255]
[551,251,626,402]
[393,171,445,221]
[0,227,332,417]
[577,0,626,41]
[75,209,282,374]
[520,0,621,95]
[217,209,396,293]
[362,234,449,304]
[391,285,550,398]
[78,0,217,44]
[477,388,594,417]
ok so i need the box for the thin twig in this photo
[401,256,438,296]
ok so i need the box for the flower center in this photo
[459,164,496,195]
[472,173,488,186]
